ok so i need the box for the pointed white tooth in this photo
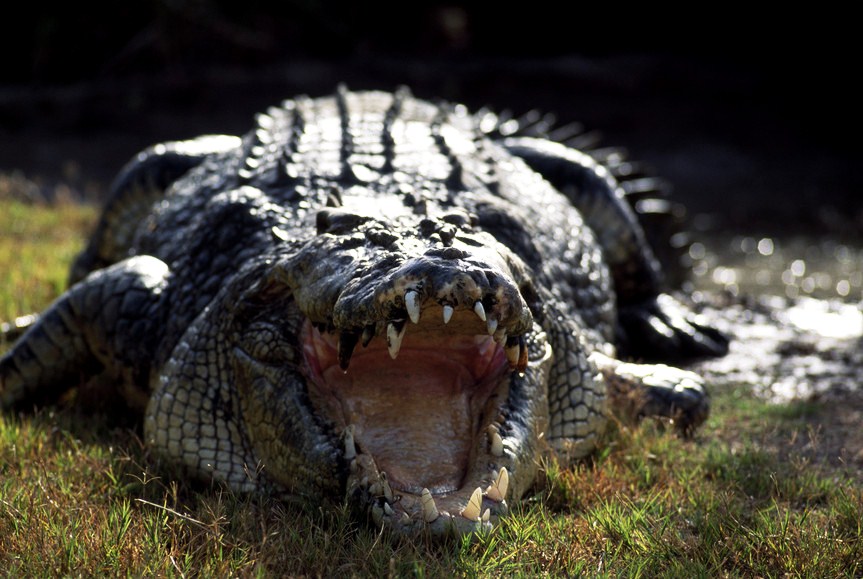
[497,467,509,500]
[442,304,454,325]
[481,508,490,523]
[474,301,487,322]
[505,343,520,367]
[486,466,510,502]
[381,472,394,502]
[461,487,483,522]
[421,488,439,522]
[400,512,410,525]
[488,427,504,457]
[343,425,356,460]
[386,322,405,359]
[405,290,421,324]
[369,482,382,496]
[487,317,498,335]
[383,502,395,516]
[485,485,502,502]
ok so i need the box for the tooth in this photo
[488,427,504,457]
[380,472,394,502]
[405,290,421,324]
[486,467,509,502]
[461,487,483,522]
[517,336,528,371]
[343,425,356,460]
[481,508,490,523]
[421,488,439,522]
[361,325,375,347]
[494,329,507,345]
[400,512,410,525]
[369,482,382,496]
[487,317,498,335]
[505,342,520,368]
[338,331,360,370]
[442,304,454,325]
[383,502,395,516]
[497,467,509,500]
[474,301,487,322]
[386,320,406,359]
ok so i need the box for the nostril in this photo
[315,210,332,234]
[441,211,473,228]
[315,209,370,235]
[439,247,468,260]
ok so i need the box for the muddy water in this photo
[690,233,863,303]
[683,232,863,404]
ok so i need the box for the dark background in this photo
[1,2,859,236]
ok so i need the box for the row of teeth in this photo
[421,466,510,523]
[404,288,489,328]
[335,289,528,371]
[344,424,510,525]
[370,468,510,525]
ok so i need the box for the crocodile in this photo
[0,88,727,537]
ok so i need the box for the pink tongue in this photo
[322,351,474,493]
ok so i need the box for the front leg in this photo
[1,256,170,410]
[592,351,710,436]
[542,301,609,464]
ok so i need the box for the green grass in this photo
[1,198,861,576]
[0,198,95,323]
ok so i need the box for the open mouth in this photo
[300,300,526,533]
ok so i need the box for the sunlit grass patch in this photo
[0,198,96,324]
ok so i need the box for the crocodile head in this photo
[239,206,552,535]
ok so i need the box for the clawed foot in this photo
[617,293,729,361]
[593,353,710,436]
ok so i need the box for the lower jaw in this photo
[343,429,512,536]
[333,375,515,536]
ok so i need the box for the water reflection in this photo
[687,234,863,302]
[686,232,863,404]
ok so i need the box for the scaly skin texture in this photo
[0,89,727,537]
